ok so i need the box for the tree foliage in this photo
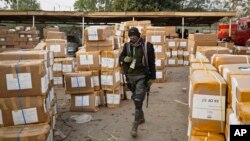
[0,0,40,10]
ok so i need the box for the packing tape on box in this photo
[86,52,91,70]
[209,71,224,133]
[246,56,249,64]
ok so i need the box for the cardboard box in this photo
[176,39,188,48]
[233,46,248,55]
[189,54,209,65]
[190,70,226,133]
[188,133,225,141]
[92,70,101,91]
[45,39,67,58]
[167,57,178,66]
[76,50,101,71]
[188,33,218,41]
[85,36,115,52]
[188,40,218,54]
[0,96,49,126]
[62,57,75,73]
[106,87,121,108]
[218,41,234,49]
[196,46,230,61]
[165,48,171,58]
[0,50,51,67]
[0,60,48,98]
[166,39,177,48]
[53,73,64,87]
[155,56,166,70]
[114,36,123,49]
[53,58,63,73]
[177,56,184,66]
[101,68,121,90]
[236,102,250,124]
[211,54,250,70]
[43,27,59,39]
[101,50,120,71]
[154,44,166,55]
[47,31,66,39]
[171,47,178,57]
[70,92,99,112]
[85,26,114,41]
[190,63,217,75]
[64,71,95,94]
[0,123,51,141]
[154,67,167,83]
[146,30,166,44]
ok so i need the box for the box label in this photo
[92,76,100,86]
[71,76,86,88]
[192,94,226,121]
[151,36,161,43]
[156,71,163,79]
[156,59,161,67]
[115,71,120,82]
[184,60,189,66]
[178,50,184,55]
[6,73,32,90]
[168,41,175,47]
[12,108,38,125]
[180,41,187,47]
[95,96,100,106]
[172,51,178,56]
[53,77,62,85]
[50,45,61,52]
[53,63,62,71]
[80,55,94,65]
[168,59,176,65]
[107,94,120,104]
[154,45,163,53]
[101,75,113,85]
[75,96,89,106]
[102,58,115,68]
[178,60,184,65]
[88,29,98,41]
[184,51,190,56]
[63,64,73,73]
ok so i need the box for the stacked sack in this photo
[146,27,167,83]
[44,27,75,88]
[0,26,39,49]
[0,50,54,141]
[166,39,189,66]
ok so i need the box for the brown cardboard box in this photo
[188,33,218,41]
[76,50,101,71]
[62,57,75,73]
[154,44,166,55]
[101,50,120,71]
[167,57,178,66]
[92,70,101,91]
[85,36,115,52]
[218,41,234,49]
[171,47,178,57]
[45,39,67,58]
[177,48,184,57]
[236,102,250,124]
[0,123,50,141]
[47,31,66,39]
[85,26,114,41]
[64,71,95,94]
[106,87,121,108]
[189,54,209,64]
[70,92,99,112]
[190,70,226,133]
[188,134,225,141]
[155,56,166,70]
[166,39,177,48]
[146,30,166,44]
[0,60,48,98]
[53,58,63,73]
[176,39,188,48]
[233,46,248,55]
[196,46,230,61]
[114,36,123,49]
[43,27,59,39]
[166,48,171,58]
[0,96,49,127]
[190,63,217,75]
[101,68,121,90]
[154,67,167,83]
[212,54,250,70]
[0,50,51,67]
[53,73,64,87]
[177,56,184,66]
[188,40,218,54]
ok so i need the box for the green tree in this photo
[74,0,113,12]
[0,0,40,10]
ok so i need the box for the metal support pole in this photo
[32,16,35,28]
[229,18,232,38]
[82,17,85,46]
[182,17,184,39]
[133,17,135,21]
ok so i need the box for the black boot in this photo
[130,121,139,137]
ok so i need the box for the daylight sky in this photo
[38,0,76,11]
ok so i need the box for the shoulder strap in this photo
[127,43,131,57]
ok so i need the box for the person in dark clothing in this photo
[119,27,156,137]
[184,29,189,39]
[177,29,182,38]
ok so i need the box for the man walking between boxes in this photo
[119,27,156,137]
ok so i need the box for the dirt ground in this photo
[54,66,189,141]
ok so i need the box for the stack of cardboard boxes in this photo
[0,26,40,49]
[44,27,75,88]
[114,23,125,50]
[166,39,189,66]
[146,27,167,83]
[0,50,54,141]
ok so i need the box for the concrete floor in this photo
[55,66,189,141]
